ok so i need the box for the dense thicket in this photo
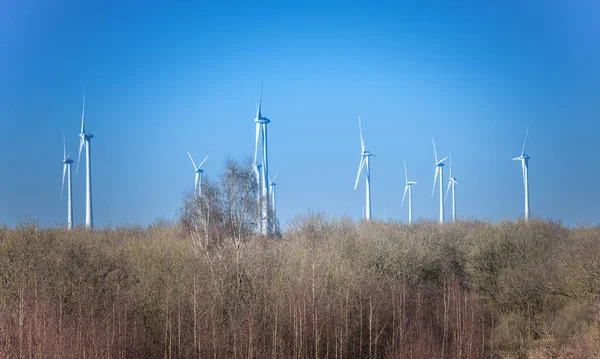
[0,217,599,358]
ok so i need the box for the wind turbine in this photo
[431,139,448,224]
[253,83,272,235]
[269,172,279,233]
[445,154,457,222]
[401,160,417,224]
[76,93,94,230]
[61,133,74,230]
[513,126,530,221]
[354,117,376,220]
[187,152,208,198]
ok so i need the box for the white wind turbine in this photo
[445,154,457,222]
[187,152,208,198]
[513,126,531,221]
[61,133,74,230]
[76,93,94,230]
[269,172,279,233]
[354,117,376,220]
[431,139,448,224]
[253,83,272,235]
[401,160,417,224]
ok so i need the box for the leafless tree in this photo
[219,157,258,248]
[180,156,259,254]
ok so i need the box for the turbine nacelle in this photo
[187,152,208,173]
[255,117,270,124]
[513,154,530,161]
[406,181,417,185]
[269,172,279,187]
[431,138,448,202]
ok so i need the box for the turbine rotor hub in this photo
[255,117,270,124]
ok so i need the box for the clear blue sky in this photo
[1,0,599,228]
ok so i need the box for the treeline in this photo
[0,217,600,358]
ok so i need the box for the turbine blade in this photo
[271,172,279,184]
[256,80,262,120]
[61,164,67,200]
[438,156,448,164]
[253,122,260,165]
[449,153,452,177]
[63,132,67,160]
[187,152,197,170]
[521,125,529,156]
[258,81,263,118]
[432,166,439,198]
[198,155,208,169]
[403,160,408,183]
[445,181,451,202]
[432,138,438,163]
[76,137,84,174]
[401,185,408,207]
[358,116,365,151]
[354,156,366,191]
[80,92,86,133]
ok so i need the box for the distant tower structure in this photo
[187,152,208,198]
[76,93,94,230]
[253,83,272,235]
[354,117,376,220]
[513,126,531,221]
[431,139,448,224]
[61,134,74,229]
[269,172,279,234]
[401,160,417,224]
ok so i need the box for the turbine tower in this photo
[187,152,208,198]
[269,172,279,234]
[76,93,94,230]
[61,133,74,230]
[513,126,530,221]
[401,160,417,224]
[253,83,272,235]
[354,117,376,220]
[445,154,458,222]
[431,139,448,224]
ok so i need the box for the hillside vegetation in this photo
[0,217,599,358]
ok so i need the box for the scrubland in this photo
[1,217,599,358]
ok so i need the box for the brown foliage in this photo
[0,216,599,358]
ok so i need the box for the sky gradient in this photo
[1,0,599,228]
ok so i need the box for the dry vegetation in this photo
[1,216,600,358]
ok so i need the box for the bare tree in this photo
[219,157,258,248]
[180,179,223,253]
[180,156,259,253]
